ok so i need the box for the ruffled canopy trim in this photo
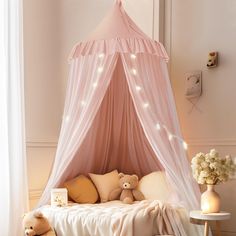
[68,38,169,62]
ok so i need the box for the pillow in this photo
[137,171,171,201]
[64,175,98,204]
[89,170,120,203]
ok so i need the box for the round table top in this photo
[190,210,231,221]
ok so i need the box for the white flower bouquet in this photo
[191,149,236,185]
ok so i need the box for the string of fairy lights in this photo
[129,53,188,150]
[65,52,188,151]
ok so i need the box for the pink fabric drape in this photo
[39,52,200,211]
[39,4,201,232]
[61,57,163,179]
[39,54,119,205]
[121,53,200,209]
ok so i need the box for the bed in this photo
[38,200,196,236]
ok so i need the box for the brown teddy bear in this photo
[109,173,145,204]
[23,211,56,236]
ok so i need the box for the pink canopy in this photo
[39,0,200,214]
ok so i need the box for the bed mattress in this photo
[38,200,198,236]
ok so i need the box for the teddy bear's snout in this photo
[123,183,131,189]
[25,229,35,236]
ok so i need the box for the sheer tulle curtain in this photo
[121,53,200,210]
[61,57,163,178]
[39,54,119,205]
[0,0,29,234]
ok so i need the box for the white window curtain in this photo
[0,0,29,235]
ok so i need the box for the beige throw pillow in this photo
[64,175,98,204]
[138,171,171,201]
[89,170,120,203]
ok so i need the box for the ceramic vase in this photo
[201,185,220,213]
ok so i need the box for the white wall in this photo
[23,0,62,208]
[165,0,236,235]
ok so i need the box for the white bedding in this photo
[39,200,198,236]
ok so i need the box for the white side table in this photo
[190,210,231,236]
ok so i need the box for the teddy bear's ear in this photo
[118,173,125,178]
[132,175,139,181]
[33,211,44,218]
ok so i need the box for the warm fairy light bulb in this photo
[168,133,173,141]
[130,54,136,59]
[98,67,104,73]
[93,82,98,88]
[131,68,137,75]
[65,116,70,122]
[81,101,86,106]
[156,123,161,130]
[98,53,104,58]
[183,141,188,150]
[143,103,149,108]
[135,86,142,91]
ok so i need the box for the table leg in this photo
[204,221,209,236]
[215,221,221,236]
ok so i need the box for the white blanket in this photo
[39,200,196,236]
